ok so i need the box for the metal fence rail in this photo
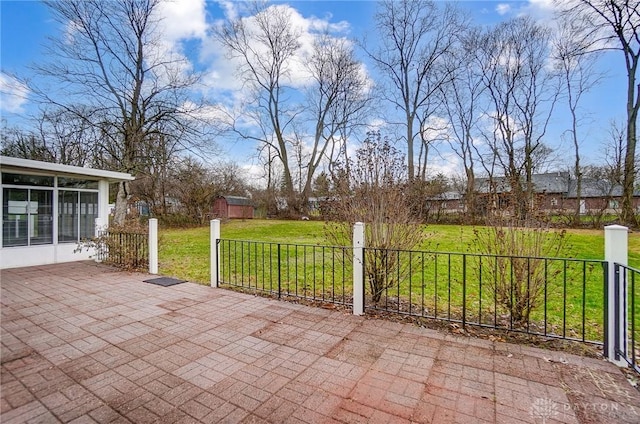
[95,230,148,270]
[363,248,607,344]
[216,238,609,344]
[218,239,352,306]
[207,222,635,373]
[615,263,640,373]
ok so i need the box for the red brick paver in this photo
[1,262,639,423]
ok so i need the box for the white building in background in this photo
[0,156,134,269]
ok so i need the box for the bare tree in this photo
[168,158,217,226]
[166,159,248,225]
[440,27,486,222]
[1,108,99,166]
[603,119,627,185]
[214,2,301,211]
[324,132,427,303]
[38,109,98,167]
[474,16,560,219]
[561,0,639,226]
[366,0,465,181]
[34,0,208,225]
[130,132,183,216]
[1,125,54,163]
[553,18,602,225]
[304,35,372,199]
[214,3,370,215]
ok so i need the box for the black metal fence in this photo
[364,248,607,344]
[614,263,640,373]
[94,230,149,270]
[216,239,608,343]
[218,239,352,306]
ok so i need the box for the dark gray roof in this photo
[220,195,253,206]
[566,179,640,198]
[474,172,639,198]
[425,191,463,201]
[475,172,570,194]
[532,172,570,193]
[566,178,621,198]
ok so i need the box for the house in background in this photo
[213,195,254,219]
[1,156,134,269]
[525,172,639,214]
[437,171,639,216]
[424,191,466,216]
[474,172,571,212]
[563,178,638,215]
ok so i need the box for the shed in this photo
[213,195,254,219]
[0,156,134,269]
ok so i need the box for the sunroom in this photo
[0,156,134,269]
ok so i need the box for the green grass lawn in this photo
[159,220,639,283]
[158,219,640,342]
[159,220,328,283]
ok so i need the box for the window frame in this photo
[57,189,99,244]
[1,173,100,248]
[2,186,54,247]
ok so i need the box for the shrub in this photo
[324,132,428,303]
[76,223,149,271]
[471,218,568,325]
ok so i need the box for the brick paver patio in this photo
[1,262,638,423]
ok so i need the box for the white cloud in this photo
[496,4,512,15]
[201,3,352,95]
[428,152,462,177]
[0,73,29,113]
[241,163,268,189]
[367,118,387,132]
[185,101,237,128]
[157,0,207,42]
[143,0,209,86]
[519,0,559,20]
[527,0,557,13]
[421,116,451,143]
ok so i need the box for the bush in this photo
[471,218,568,325]
[323,132,428,303]
[76,224,149,271]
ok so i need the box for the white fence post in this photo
[149,218,158,274]
[211,219,221,288]
[94,218,105,263]
[353,222,365,316]
[604,224,628,367]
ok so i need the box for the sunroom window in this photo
[58,191,99,243]
[2,188,53,247]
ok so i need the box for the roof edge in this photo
[0,156,135,182]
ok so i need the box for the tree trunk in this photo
[113,181,130,226]
[407,113,415,181]
[621,81,638,227]
[571,96,582,226]
[465,169,476,222]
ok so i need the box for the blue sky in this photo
[0,0,624,178]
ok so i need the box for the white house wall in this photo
[98,180,109,230]
[0,182,105,269]
[0,244,94,269]
[0,156,133,269]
